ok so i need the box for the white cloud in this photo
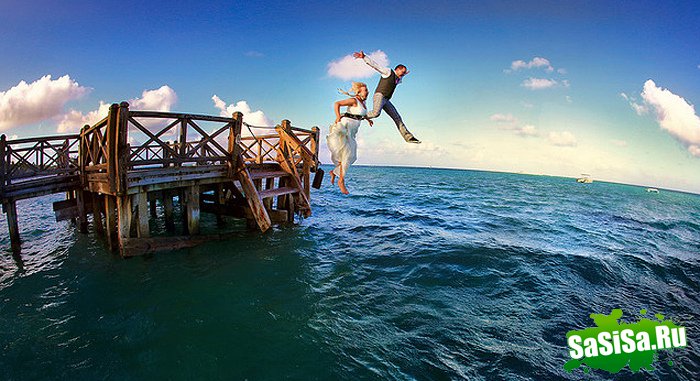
[327,50,389,80]
[565,95,573,103]
[490,113,538,137]
[640,79,700,157]
[489,113,517,124]
[212,95,273,127]
[509,57,554,72]
[518,124,538,137]
[521,77,558,90]
[129,86,177,111]
[611,139,628,147]
[548,131,577,147]
[57,85,177,133]
[620,92,647,115]
[57,102,111,133]
[0,75,89,132]
[557,68,567,75]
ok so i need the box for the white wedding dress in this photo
[326,98,367,177]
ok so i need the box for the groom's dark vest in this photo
[375,70,399,99]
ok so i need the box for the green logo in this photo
[565,309,687,374]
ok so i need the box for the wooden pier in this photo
[0,102,320,256]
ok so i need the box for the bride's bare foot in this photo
[330,169,336,185]
[338,177,349,194]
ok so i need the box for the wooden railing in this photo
[78,102,319,195]
[240,122,320,169]
[0,134,80,187]
[1,101,320,199]
[126,111,234,168]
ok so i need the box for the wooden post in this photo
[4,201,21,253]
[178,118,188,165]
[79,125,88,186]
[277,176,286,211]
[92,193,105,235]
[163,191,175,231]
[116,195,132,253]
[216,183,225,226]
[116,102,129,195]
[263,177,274,210]
[75,190,89,233]
[107,104,119,194]
[135,191,150,238]
[105,195,118,251]
[185,185,200,235]
[229,112,243,177]
[286,193,295,223]
[149,198,157,218]
[164,141,171,168]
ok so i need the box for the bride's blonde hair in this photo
[338,82,367,97]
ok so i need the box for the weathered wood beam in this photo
[236,155,271,232]
[149,198,157,218]
[185,185,200,235]
[92,193,105,235]
[163,190,175,231]
[134,192,150,238]
[75,190,88,233]
[105,195,118,251]
[4,200,21,253]
[116,195,132,256]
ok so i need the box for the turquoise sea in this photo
[1,166,698,380]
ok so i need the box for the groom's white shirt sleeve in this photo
[363,56,392,78]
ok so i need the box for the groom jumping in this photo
[353,50,421,144]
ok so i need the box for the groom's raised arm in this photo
[353,50,391,78]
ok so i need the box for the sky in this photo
[1,0,699,193]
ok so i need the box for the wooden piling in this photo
[92,194,105,235]
[185,185,200,235]
[105,195,118,251]
[163,191,175,230]
[76,190,89,233]
[149,199,157,218]
[135,192,150,238]
[4,201,21,252]
[286,193,295,223]
[116,196,132,252]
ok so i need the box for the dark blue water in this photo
[1,166,699,380]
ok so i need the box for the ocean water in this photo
[1,166,698,380]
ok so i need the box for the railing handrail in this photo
[129,110,233,124]
[5,134,80,145]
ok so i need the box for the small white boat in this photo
[646,188,659,193]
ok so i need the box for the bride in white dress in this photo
[327,82,373,194]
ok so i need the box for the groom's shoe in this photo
[405,136,421,144]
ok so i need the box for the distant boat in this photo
[576,174,593,184]
[646,188,659,193]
